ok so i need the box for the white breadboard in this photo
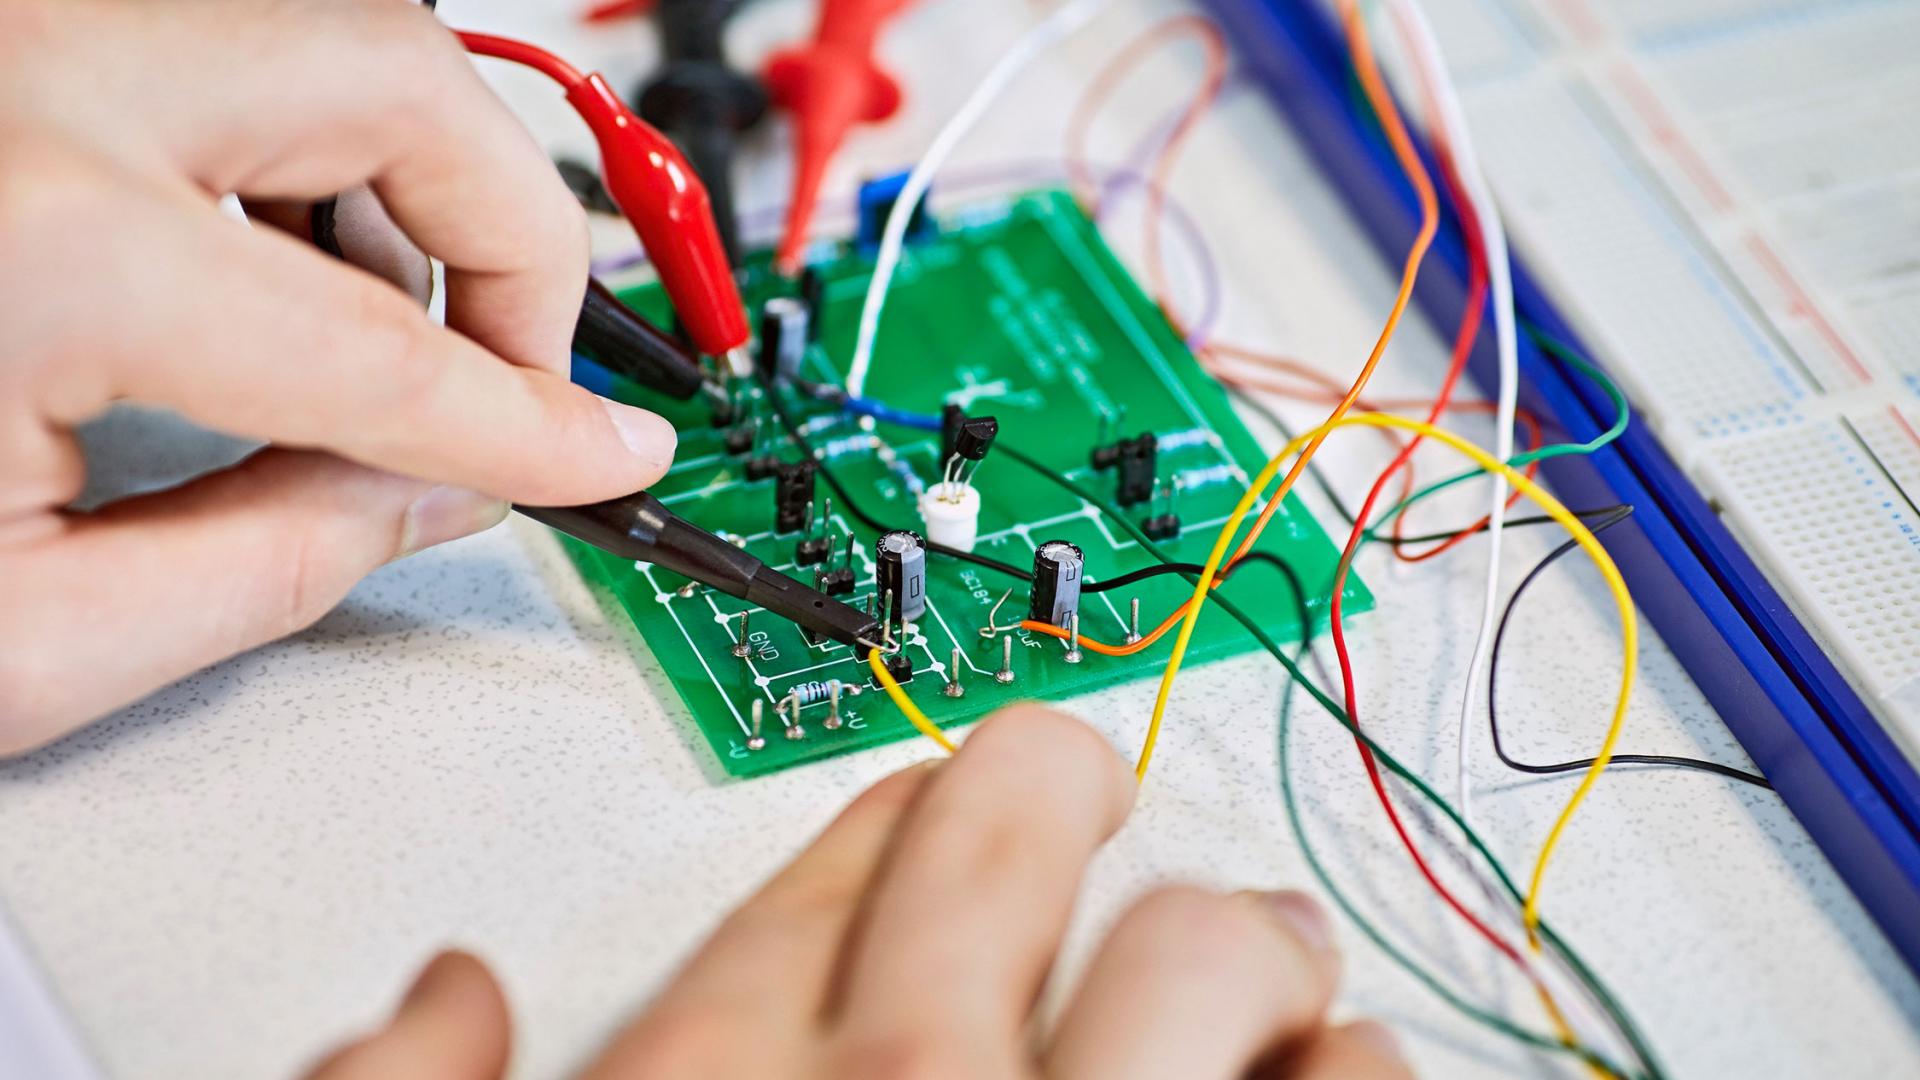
[1414,0,1920,757]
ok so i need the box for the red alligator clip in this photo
[764,0,915,275]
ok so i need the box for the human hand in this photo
[307,708,1412,1079]
[0,0,677,751]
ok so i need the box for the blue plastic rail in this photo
[1200,0,1920,969]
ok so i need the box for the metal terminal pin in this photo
[943,647,965,698]
[978,588,1016,639]
[1126,597,1142,644]
[747,699,766,751]
[732,610,753,658]
[779,696,805,740]
[820,497,834,536]
[801,498,815,537]
[1063,612,1083,664]
[676,581,698,599]
[995,635,1016,684]
[824,681,843,730]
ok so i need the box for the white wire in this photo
[1382,3,1641,1070]
[843,0,1114,399]
[1382,0,1515,832]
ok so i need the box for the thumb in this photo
[305,950,511,1080]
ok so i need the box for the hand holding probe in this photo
[517,494,883,649]
[573,276,713,402]
[458,31,754,377]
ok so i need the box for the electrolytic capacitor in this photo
[1027,540,1084,628]
[757,296,810,382]
[874,529,927,625]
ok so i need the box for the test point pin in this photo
[944,646,965,698]
[1126,598,1142,645]
[995,635,1016,684]
[824,680,843,730]
[733,610,754,658]
[1064,612,1083,664]
[748,699,766,751]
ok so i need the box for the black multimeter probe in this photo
[517,494,883,650]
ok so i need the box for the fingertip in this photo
[599,398,677,482]
[1247,889,1336,960]
[395,485,508,560]
[965,705,1136,827]
[399,949,506,1020]
[1341,1020,1405,1064]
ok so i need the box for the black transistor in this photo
[774,460,817,534]
[1114,434,1158,507]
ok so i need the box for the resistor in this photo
[788,679,850,708]
[1175,463,1241,490]
[1155,428,1213,453]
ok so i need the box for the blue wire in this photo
[840,395,942,431]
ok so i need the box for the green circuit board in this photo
[565,189,1371,777]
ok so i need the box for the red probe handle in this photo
[567,74,749,357]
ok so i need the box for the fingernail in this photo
[1347,1020,1405,1062]
[397,485,507,559]
[601,399,677,473]
[1252,889,1335,955]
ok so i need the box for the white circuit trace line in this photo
[639,564,749,735]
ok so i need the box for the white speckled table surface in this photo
[3,1,1917,1077]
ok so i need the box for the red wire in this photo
[456,31,588,90]
[580,0,658,25]
[1073,13,1541,973]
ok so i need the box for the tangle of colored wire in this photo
[1148,412,1637,945]
[971,445,1658,1077]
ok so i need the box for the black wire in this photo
[1488,507,1773,790]
[761,381,1035,583]
[1084,550,1294,594]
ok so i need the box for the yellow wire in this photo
[868,647,958,754]
[1143,411,1636,942]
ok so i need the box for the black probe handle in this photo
[517,494,880,649]
[574,278,709,401]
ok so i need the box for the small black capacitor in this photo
[1027,540,1085,628]
[874,530,928,625]
[1115,433,1158,507]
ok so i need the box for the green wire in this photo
[1363,326,1632,543]
[997,442,1661,1079]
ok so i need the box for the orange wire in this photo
[1049,2,1440,653]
